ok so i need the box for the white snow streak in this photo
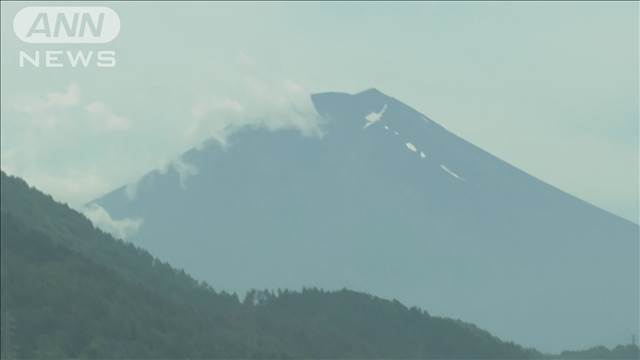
[440,165,465,181]
[364,104,388,129]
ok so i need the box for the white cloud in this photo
[11,83,129,133]
[283,79,304,94]
[86,101,130,131]
[121,156,199,201]
[46,83,80,108]
[238,51,256,67]
[7,169,113,208]
[191,97,244,119]
[187,73,323,148]
[3,66,325,209]
[171,157,199,189]
[82,203,143,240]
[12,83,80,128]
[188,97,245,145]
[3,83,137,207]
[125,181,139,201]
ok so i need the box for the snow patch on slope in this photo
[440,165,465,181]
[364,104,388,129]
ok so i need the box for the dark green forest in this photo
[556,345,640,359]
[0,171,637,359]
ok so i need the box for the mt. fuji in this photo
[91,89,639,352]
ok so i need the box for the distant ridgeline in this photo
[0,171,637,359]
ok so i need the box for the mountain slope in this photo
[0,171,539,358]
[92,89,639,351]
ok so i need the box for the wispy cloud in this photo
[125,181,139,201]
[238,51,256,67]
[172,157,199,190]
[82,203,143,240]
[186,57,323,148]
[46,83,81,108]
[3,83,136,207]
[12,83,80,128]
[86,101,130,131]
[122,155,199,201]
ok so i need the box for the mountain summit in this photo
[91,89,639,352]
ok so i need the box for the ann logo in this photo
[13,7,119,68]
[27,12,105,39]
[14,7,120,44]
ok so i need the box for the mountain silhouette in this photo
[92,88,639,352]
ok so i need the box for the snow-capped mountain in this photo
[91,88,639,352]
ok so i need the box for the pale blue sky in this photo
[1,1,638,222]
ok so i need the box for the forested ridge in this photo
[0,171,636,359]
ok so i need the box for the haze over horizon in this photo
[0,2,639,358]
[1,1,638,223]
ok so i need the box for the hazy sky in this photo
[1,1,638,222]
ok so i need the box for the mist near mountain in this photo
[92,89,639,352]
